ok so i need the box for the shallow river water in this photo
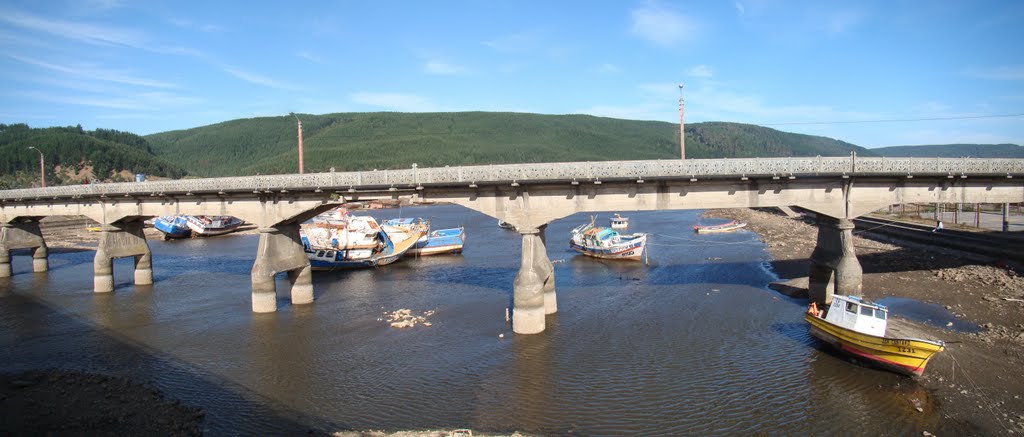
[0,205,971,435]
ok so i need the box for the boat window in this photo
[316,250,325,257]
[845,302,858,313]
[874,310,887,320]
[325,251,335,258]
[860,306,873,317]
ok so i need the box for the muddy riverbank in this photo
[705,208,1024,435]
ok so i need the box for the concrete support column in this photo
[94,222,152,293]
[0,220,48,277]
[513,228,547,334]
[537,224,557,315]
[250,224,313,313]
[808,217,863,305]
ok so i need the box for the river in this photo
[0,204,968,435]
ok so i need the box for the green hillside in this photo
[0,123,187,189]
[870,143,1024,158]
[145,112,872,177]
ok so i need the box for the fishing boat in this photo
[185,215,244,236]
[805,294,945,377]
[497,220,515,230]
[609,213,629,230]
[300,215,422,270]
[382,218,466,256]
[152,216,192,239]
[693,220,747,233]
[569,219,647,260]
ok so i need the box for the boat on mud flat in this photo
[693,220,747,233]
[497,220,515,230]
[382,218,466,256]
[609,213,629,230]
[569,219,647,261]
[153,216,192,239]
[300,215,422,270]
[805,294,945,377]
[185,215,243,237]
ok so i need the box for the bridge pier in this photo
[512,227,556,334]
[0,220,48,277]
[94,222,152,293]
[808,217,862,305]
[250,224,313,313]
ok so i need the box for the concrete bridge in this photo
[3,156,1023,334]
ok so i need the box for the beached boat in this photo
[805,294,945,377]
[152,216,192,239]
[693,220,747,233]
[300,215,422,270]
[497,220,515,230]
[609,213,629,230]
[569,220,647,260]
[185,215,244,236]
[382,218,466,256]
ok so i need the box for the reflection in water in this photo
[0,205,974,435]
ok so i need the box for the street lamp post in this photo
[290,112,304,174]
[27,146,45,188]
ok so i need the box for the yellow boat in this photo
[805,295,945,377]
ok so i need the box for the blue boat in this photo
[381,218,466,256]
[300,215,422,271]
[152,216,192,239]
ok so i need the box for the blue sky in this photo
[1,0,1022,148]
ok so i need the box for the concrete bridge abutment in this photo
[0,220,48,277]
[93,222,152,293]
[808,217,862,305]
[250,224,313,313]
[512,227,556,334]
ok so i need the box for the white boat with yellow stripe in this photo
[805,294,945,377]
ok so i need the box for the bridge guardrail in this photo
[2,156,1023,200]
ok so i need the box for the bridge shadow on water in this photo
[0,280,347,435]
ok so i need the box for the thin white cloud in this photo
[0,9,146,48]
[297,50,324,64]
[351,92,438,112]
[8,54,177,89]
[483,31,540,53]
[629,3,700,46]
[14,91,145,110]
[424,60,464,75]
[222,66,301,91]
[963,66,1024,81]
[594,63,621,74]
[687,65,713,78]
[169,18,224,33]
[822,9,864,35]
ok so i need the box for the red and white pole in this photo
[678,84,685,160]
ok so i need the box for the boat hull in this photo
[303,230,422,271]
[186,216,243,236]
[694,222,747,233]
[153,217,192,239]
[805,313,944,377]
[408,228,465,256]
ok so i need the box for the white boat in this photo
[569,219,647,260]
[497,220,515,230]
[185,215,244,236]
[609,213,629,230]
[301,214,422,270]
[693,220,747,233]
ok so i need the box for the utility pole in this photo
[27,146,44,188]
[678,84,685,160]
[290,112,304,174]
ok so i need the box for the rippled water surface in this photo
[0,205,970,435]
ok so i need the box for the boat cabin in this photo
[610,214,629,229]
[823,295,888,337]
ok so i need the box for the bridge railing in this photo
[2,156,1023,200]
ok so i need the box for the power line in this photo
[762,113,1024,126]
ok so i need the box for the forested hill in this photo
[871,143,1024,158]
[145,112,871,177]
[0,123,187,189]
